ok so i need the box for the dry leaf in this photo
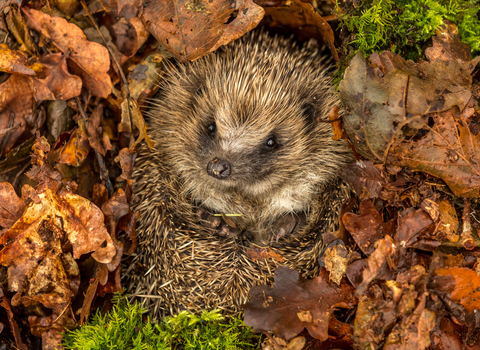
[141,0,264,62]
[23,8,112,98]
[242,267,356,341]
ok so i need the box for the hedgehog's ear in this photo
[301,102,317,129]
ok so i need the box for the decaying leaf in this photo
[339,51,479,162]
[431,267,480,313]
[343,199,395,255]
[339,161,387,199]
[390,109,480,198]
[0,75,51,157]
[141,0,264,62]
[36,53,82,101]
[23,8,112,98]
[263,0,338,61]
[242,267,356,341]
[0,44,35,76]
[119,97,154,149]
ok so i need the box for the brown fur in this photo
[146,32,352,242]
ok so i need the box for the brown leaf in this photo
[242,267,356,341]
[23,8,112,98]
[56,128,91,167]
[343,199,396,255]
[119,97,154,149]
[0,295,28,350]
[397,207,438,251]
[245,247,285,262]
[0,44,35,76]
[390,109,480,198]
[87,105,112,156]
[0,75,51,156]
[322,243,349,285]
[425,21,471,62]
[37,52,82,100]
[5,6,36,55]
[353,288,397,349]
[329,106,343,140]
[111,17,149,58]
[116,147,137,183]
[339,161,387,199]
[384,293,435,350]
[0,182,25,230]
[141,0,264,62]
[263,0,338,61]
[432,268,480,313]
[339,51,479,163]
[357,235,398,295]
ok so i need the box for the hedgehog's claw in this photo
[270,213,306,243]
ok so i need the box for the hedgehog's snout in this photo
[207,157,231,179]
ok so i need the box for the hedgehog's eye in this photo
[207,122,216,134]
[265,137,276,148]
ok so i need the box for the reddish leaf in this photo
[23,8,112,98]
[343,199,395,255]
[263,0,338,61]
[242,267,356,341]
[339,161,387,199]
[0,182,25,230]
[141,0,264,62]
[37,52,82,100]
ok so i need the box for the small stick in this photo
[75,97,114,197]
[263,332,283,350]
[461,198,474,250]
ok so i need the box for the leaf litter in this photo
[0,0,479,349]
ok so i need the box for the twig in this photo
[11,161,30,190]
[461,198,474,250]
[263,332,284,350]
[75,97,114,197]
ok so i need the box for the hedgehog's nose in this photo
[207,157,231,179]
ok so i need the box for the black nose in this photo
[207,157,231,179]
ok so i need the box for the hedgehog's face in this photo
[184,99,319,197]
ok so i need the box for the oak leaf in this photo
[242,267,356,341]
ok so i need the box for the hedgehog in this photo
[124,32,354,318]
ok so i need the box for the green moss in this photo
[61,294,261,350]
[338,0,480,60]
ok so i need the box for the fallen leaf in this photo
[397,207,438,251]
[432,268,480,313]
[242,267,356,341]
[263,0,338,61]
[339,161,387,199]
[245,247,285,262]
[37,52,82,100]
[0,44,35,76]
[141,0,264,62]
[0,182,25,230]
[390,109,480,198]
[384,293,435,350]
[119,97,154,149]
[56,128,91,167]
[357,235,398,295]
[339,51,479,163]
[343,199,396,255]
[0,75,51,157]
[23,8,112,98]
[425,21,471,62]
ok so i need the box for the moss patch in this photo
[338,0,480,60]
[62,294,261,349]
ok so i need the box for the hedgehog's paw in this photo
[196,207,238,238]
[270,213,306,243]
[196,207,222,229]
